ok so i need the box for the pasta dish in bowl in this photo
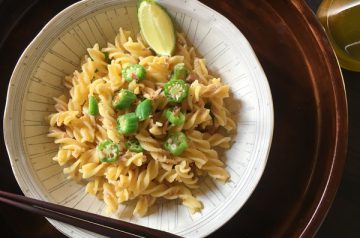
[48,28,236,217]
[4,0,273,237]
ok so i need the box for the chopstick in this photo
[0,190,181,238]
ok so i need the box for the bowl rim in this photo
[284,1,348,237]
[3,0,274,237]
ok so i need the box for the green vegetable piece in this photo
[97,140,120,163]
[164,80,189,103]
[88,95,99,115]
[122,64,146,82]
[112,89,136,110]
[117,113,139,135]
[103,51,111,64]
[164,108,185,126]
[135,99,152,121]
[125,139,144,153]
[164,132,188,156]
[170,63,188,81]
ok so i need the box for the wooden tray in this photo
[0,0,347,237]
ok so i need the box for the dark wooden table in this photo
[0,0,358,237]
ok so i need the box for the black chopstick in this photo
[0,190,181,238]
[0,195,138,238]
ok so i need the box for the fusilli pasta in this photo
[48,27,236,217]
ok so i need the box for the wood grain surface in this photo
[0,0,356,237]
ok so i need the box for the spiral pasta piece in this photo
[87,43,108,74]
[182,108,212,130]
[156,168,178,183]
[86,177,104,196]
[193,58,210,83]
[176,148,208,169]
[49,111,79,127]
[189,79,229,102]
[69,58,98,110]
[123,37,152,58]
[105,164,128,183]
[54,137,88,158]
[210,97,227,127]
[143,183,203,213]
[175,161,199,188]
[106,61,125,91]
[48,127,67,140]
[202,159,230,181]
[116,28,132,52]
[64,75,73,89]
[132,160,159,195]
[95,125,109,143]
[63,159,82,181]
[53,95,68,112]
[103,182,118,213]
[67,115,96,143]
[135,130,175,165]
[140,57,168,83]
[204,133,232,149]
[53,148,73,166]
[133,195,156,217]
[80,162,108,179]
[94,80,123,144]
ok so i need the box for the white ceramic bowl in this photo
[3,0,273,237]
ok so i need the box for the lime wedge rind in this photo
[138,0,176,56]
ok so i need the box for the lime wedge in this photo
[138,0,176,56]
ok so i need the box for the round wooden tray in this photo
[0,0,348,237]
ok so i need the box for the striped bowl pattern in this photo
[3,0,273,237]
